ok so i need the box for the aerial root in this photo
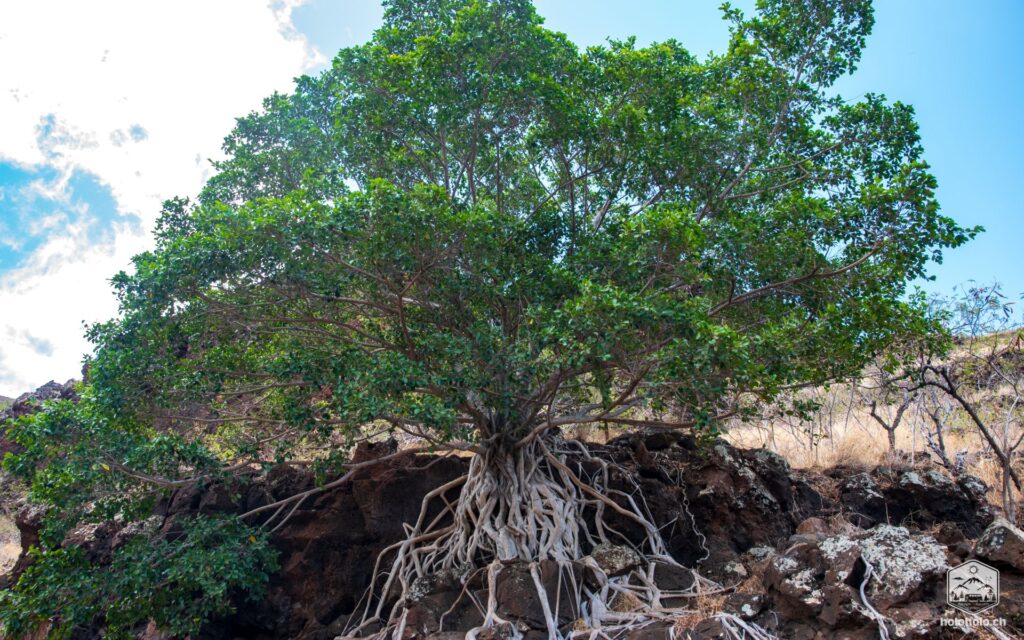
[340,435,778,640]
[713,613,779,640]
[858,559,891,640]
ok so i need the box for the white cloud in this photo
[1,0,324,218]
[0,222,148,393]
[0,0,325,396]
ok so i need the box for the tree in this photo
[861,352,921,455]
[2,0,976,637]
[919,285,1023,520]
[866,382,914,454]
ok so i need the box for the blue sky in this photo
[0,0,1021,396]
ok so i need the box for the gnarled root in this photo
[340,434,776,640]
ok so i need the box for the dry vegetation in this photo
[725,388,1005,476]
[725,326,1024,516]
[0,515,18,575]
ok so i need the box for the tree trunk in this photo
[1005,468,1017,523]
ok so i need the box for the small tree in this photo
[864,361,918,454]
[919,385,964,475]
[3,0,975,636]
[920,284,1023,520]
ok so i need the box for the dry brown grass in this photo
[670,591,728,634]
[670,612,707,633]
[562,383,1015,511]
[566,386,1018,513]
[724,398,1017,511]
[0,514,20,575]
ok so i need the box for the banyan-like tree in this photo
[1,0,976,637]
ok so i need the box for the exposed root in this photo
[858,559,891,640]
[340,434,733,639]
[713,613,779,640]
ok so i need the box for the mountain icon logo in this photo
[947,560,999,614]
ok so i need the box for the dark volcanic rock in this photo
[493,560,582,628]
[204,435,828,638]
[976,517,1024,571]
[3,432,1006,640]
[61,520,122,565]
[601,437,826,570]
[764,524,950,637]
[246,454,469,639]
[0,380,77,423]
[834,465,993,536]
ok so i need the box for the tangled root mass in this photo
[341,435,776,640]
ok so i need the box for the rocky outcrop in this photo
[0,504,43,590]
[0,379,78,457]
[200,442,1019,639]
[2,432,1018,639]
[3,434,823,639]
[599,433,826,570]
[0,379,78,421]
[832,465,994,536]
[0,380,80,585]
[197,434,830,639]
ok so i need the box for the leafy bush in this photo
[0,515,276,640]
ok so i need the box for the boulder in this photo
[766,524,948,628]
[493,560,582,629]
[0,502,44,589]
[405,568,483,635]
[61,520,122,564]
[599,435,827,571]
[847,525,948,608]
[975,517,1024,571]
[590,543,642,577]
